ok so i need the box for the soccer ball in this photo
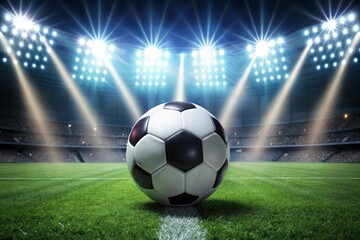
[126,101,229,206]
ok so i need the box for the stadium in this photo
[0,0,359,239]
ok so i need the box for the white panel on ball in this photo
[142,103,165,118]
[152,165,185,197]
[134,135,167,174]
[148,109,182,140]
[185,163,217,196]
[140,188,170,206]
[126,143,135,172]
[194,104,215,118]
[202,133,227,171]
[182,109,215,139]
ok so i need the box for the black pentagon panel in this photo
[213,160,228,188]
[132,164,153,189]
[212,117,227,144]
[164,101,196,112]
[166,130,203,172]
[169,193,199,205]
[129,116,150,146]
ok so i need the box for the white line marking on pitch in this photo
[158,207,206,240]
[0,177,132,180]
[228,177,360,180]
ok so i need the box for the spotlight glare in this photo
[88,40,108,58]
[348,13,355,22]
[1,25,8,32]
[353,25,359,32]
[12,16,33,30]
[135,46,170,86]
[144,46,161,59]
[4,14,11,21]
[255,41,269,57]
[79,38,85,45]
[73,37,114,82]
[325,19,337,31]
[200,46,214,58]
[33,25,40,32]
[339,17,346,24]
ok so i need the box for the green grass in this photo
[1,163,360,239]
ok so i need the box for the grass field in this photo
[1,162,360,239]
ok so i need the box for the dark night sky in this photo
[0,0,359,49]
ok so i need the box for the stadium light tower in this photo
[135,45,170,87]
[192,45,226,87]
[304,13,360,71]
[72,37,115,83]
[247,38,289,83]
[0,13,57,71]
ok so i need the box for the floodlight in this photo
[304,12,360,70]
[134,46,170,87]
[247,38,288,83]
[1,25,7,32]
[4,14,11,21]
[144,46,161,58]
[88,39,109,58]
[192,45,226,87]
[348,13,355,22]
[325,19,337,31]
[353,25,359,32]
[199,46,214,58]
[0,13,57,71]
[255,41,269,57]
[72,38,114,83]
[12,16,33,30]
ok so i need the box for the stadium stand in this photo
[0,114,359,162]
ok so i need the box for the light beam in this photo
[219,58,255,128]
[0,33,59,160]
[105,62,142,122]
[44,41,98,129]
[250,42,312,159]
[173,53,186,102]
